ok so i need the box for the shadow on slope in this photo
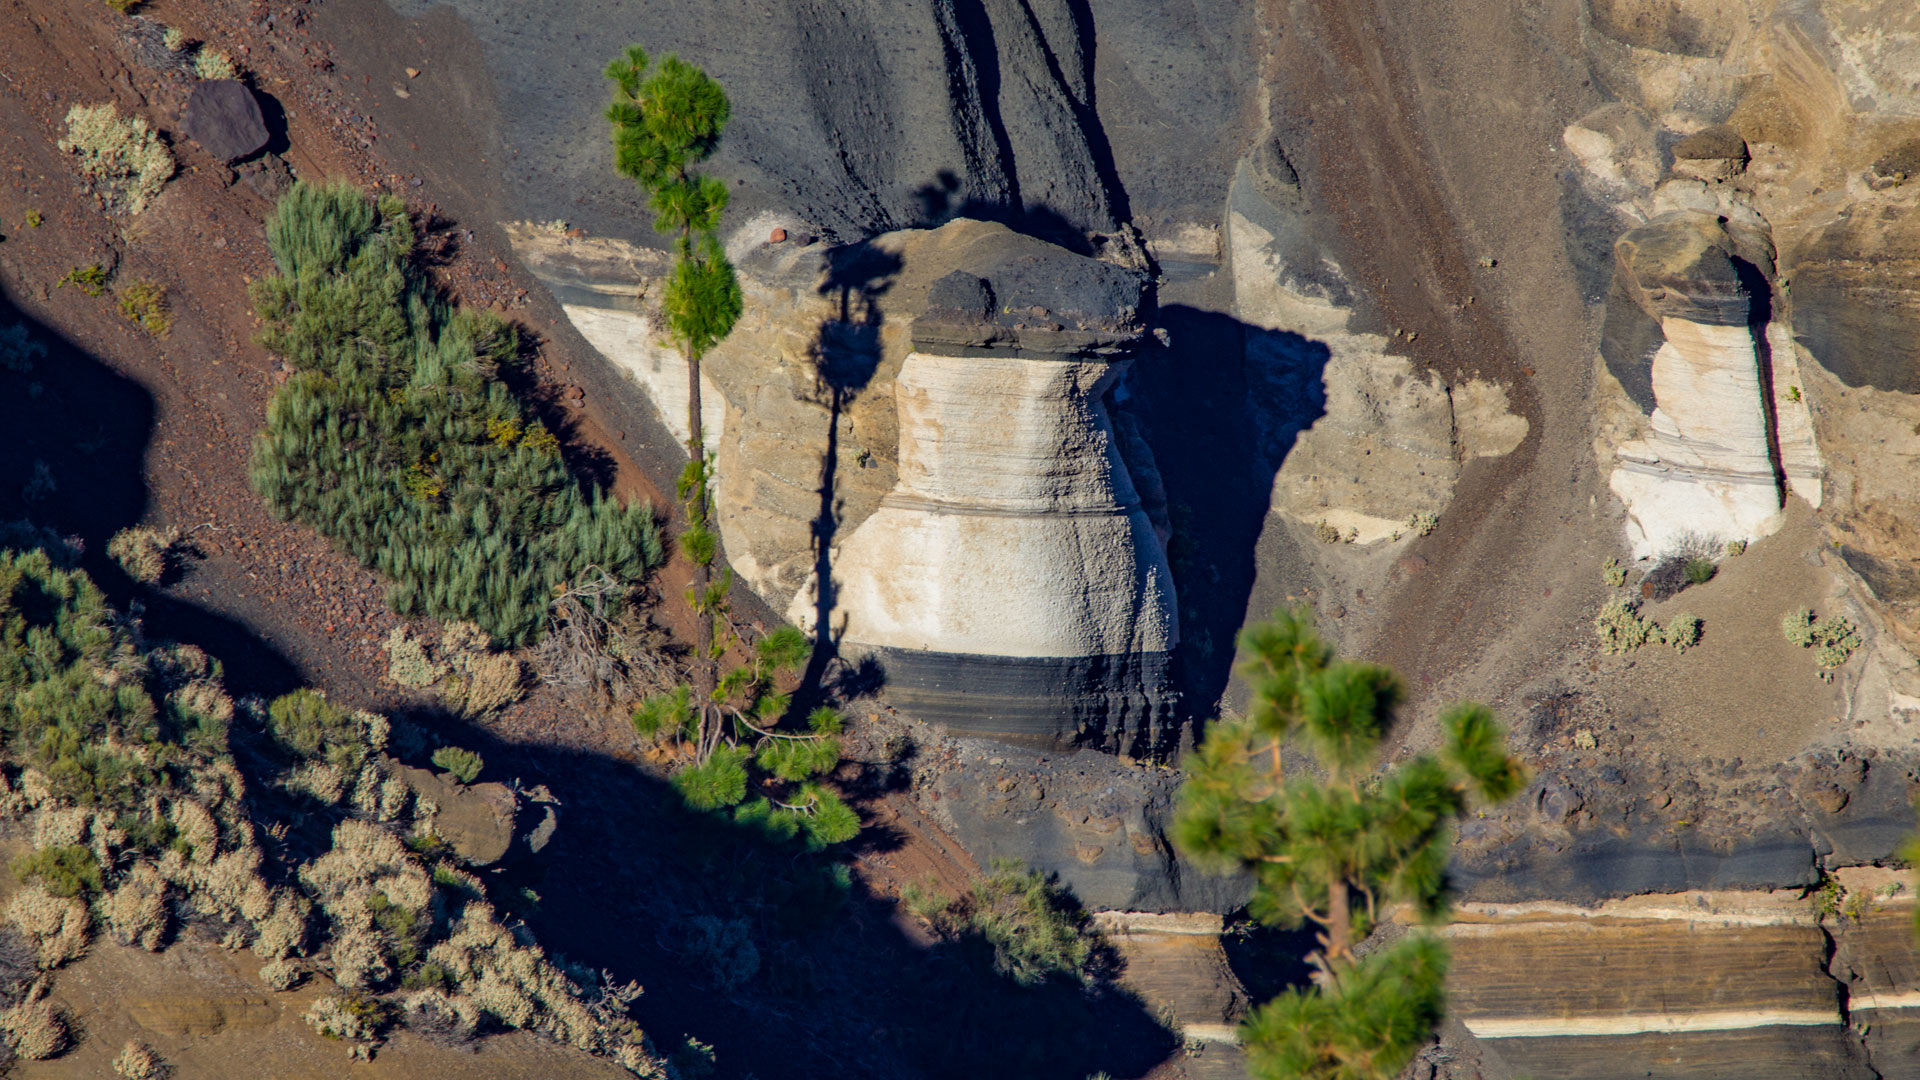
[0,288,304,698]
[0,287,1176,1080]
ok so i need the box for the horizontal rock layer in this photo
[861,647,1172,750]
[1447,870,1919,1078]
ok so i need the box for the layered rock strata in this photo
[1604,203,1823,557]
[809,245,1179,751]
[1446,869,1918,1079]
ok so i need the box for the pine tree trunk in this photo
[1327,877,1352,966]
[688,349,717,730]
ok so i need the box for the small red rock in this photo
[770,227,787,243]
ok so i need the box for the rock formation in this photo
[1446,872,1915,1079]
[1602,197,1822,557]
[179,80,267,163]
[808,238,1177,751]
[513,218,1178,750]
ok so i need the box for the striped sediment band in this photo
[1444,870,1918,1076]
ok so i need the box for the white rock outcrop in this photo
[810,349,1176,662]
[1602,209,1822,558]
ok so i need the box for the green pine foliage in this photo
[1174,606,1524,1080]
[267,689,369,775]
[0,545,231,832]
[966,860,1096,987]
[638,633,855,847]
[249,181,664,644]
[430,745,484,785]
[12,844,103,899]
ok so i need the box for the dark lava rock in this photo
[1672,123,1748,165]
[924,742,1248,913]
[181,80,268,163]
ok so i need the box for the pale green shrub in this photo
[57,103,175,214]
[106,861,169,951]
[112,1040,164,1079]
[6,884,89,969]
[108,525,180,584]
[1666,613,1702,654]
[193,48,238,81]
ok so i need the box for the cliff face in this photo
[453,0,1920,1075]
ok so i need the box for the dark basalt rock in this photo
[1787,208,1920,392]
[910,226,1148,358]
[922,740,1249,914]
[180,80,268,163]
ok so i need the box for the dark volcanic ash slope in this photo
[383,0,1255,249]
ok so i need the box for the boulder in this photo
[180,80,268,162]
[395,763,518,865]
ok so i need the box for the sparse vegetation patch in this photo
[1782,608,1862,673]
[107,525,183,584]
[904,859,1102,987]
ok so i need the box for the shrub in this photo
[1407,511,1438,537]
[12,845,101,899]
[118,280,172,338]
[383,627,443,688]
[259,957,303,991]
[106,862,169,951]
[1666,613,1702,654]
[965,860,1097,987]
[0,548,178,808]
[0,994,68,1060]
[248,182,664,643]
[1784,608,1862,670]
[1643,532,1720,600]
[304,991,391,1059]
[108,525,181,584]
[57,103,174,214]
[267,690,371,773]
[112,1040,164,1079]
[57,264,108,297]
[1595,596,1659,654]
[1601,556,1626,587]
[1725,539,1747,557]
[192,48,238,81]
[400,987,479,1048]
[431,746,483,785]
[6,884,89,969]
[666,915,759,990]
[1,322,46,373]
[161,27,186,52]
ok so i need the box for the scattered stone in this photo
[769,227,787,243]
[180,80,269,163]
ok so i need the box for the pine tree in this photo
[1174,607,1524,1080]
[605,46,744,754]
